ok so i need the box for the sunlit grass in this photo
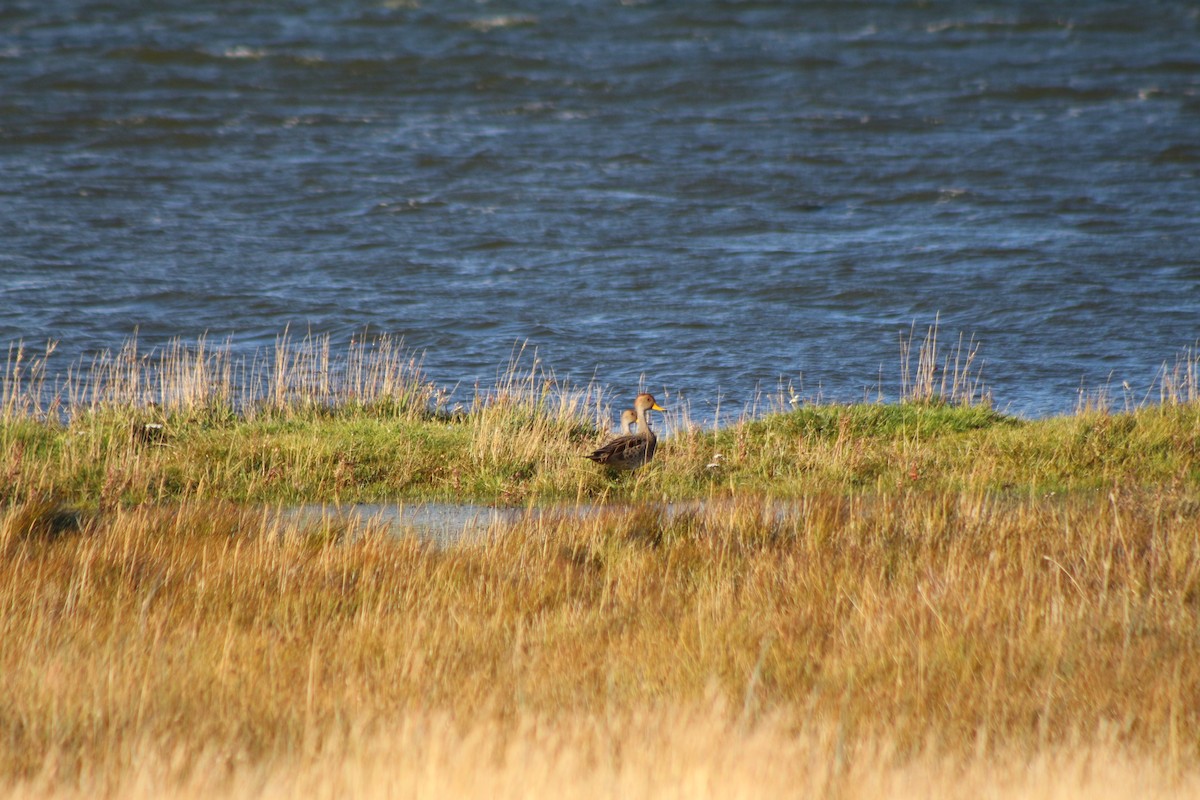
[3,327,1200,797]
[2,492,1199,796]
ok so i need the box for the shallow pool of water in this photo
[279,497,800,547]
[280,502,524,546]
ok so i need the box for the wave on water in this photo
[2,0,1198,419]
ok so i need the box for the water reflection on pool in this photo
[280,503,528,547]
[279,498,793,547]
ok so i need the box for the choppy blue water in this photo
[2,1,1198,420]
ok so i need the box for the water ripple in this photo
[2,1,1198,419]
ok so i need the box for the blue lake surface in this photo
[2,1,1198,421]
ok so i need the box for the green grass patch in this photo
[3,331,1198,507]
[3,399,1198,508]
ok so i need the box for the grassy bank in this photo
[4,399,1200,508]
[3,332,1199,507]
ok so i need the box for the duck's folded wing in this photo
[587,434,645,464]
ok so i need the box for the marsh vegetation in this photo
[2,329,1199,797]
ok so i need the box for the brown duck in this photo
[586,393,665,470]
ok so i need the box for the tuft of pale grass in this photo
[899,315,989,408]
[3,340,60,422]
[1157,345,1200,407]
[463,342,608,503]
[3,329,441,424]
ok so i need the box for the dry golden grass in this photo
[3,330,438,423]
[2,490,1199,797]
[5,711,1198,800]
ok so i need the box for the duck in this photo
[586,393,665,470]
[619,407,638,435]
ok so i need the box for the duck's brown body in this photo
[587,394,664,471]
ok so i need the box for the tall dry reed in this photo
[3,330,440,424]
[898,315,989,407]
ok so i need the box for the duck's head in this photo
[634,393,665,413]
